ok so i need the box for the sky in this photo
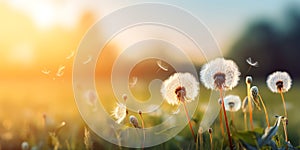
[1,0,300,78]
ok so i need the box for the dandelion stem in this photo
[243,112,248,131]
[220,89,234,150]
[230,111,234,124]
[219,109,225,137]
[279,91,288,118]
[282,118,288,143]
[258,94,270,128]
[198,127,203,150]
[182,101,196,142]
[138,112,145,150]
[208,129,213,150]
[247,83,254,130]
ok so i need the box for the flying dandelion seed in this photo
[41,67,51,75]
[83,56,92,64]
[156,60,168,72]
[200,58,240,91]
[161,72,199,105]
[56,65,65,77]
[66,50,75,59]
[246,57,259,67]
[129,76,138,88]
[223,95,241,112]
[112,103,127,124]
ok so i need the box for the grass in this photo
[0,78,299,149]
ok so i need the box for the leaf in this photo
[232,130,259,146]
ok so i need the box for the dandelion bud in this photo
[21,141,29,150]
[250,86,259,98]
[208,128,213,134]
[138,110,142,115]
[245,76,252,84]
[122,94,128,102]
[129,115,140,128]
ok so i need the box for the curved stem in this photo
[258,94,270,128]
[247,83,254,130]
[138,113,145,149]
[182,101,196,142]
[219,109,225,137]
[280,91,288,118]
[220,89,234,150]
[243,112,248,131]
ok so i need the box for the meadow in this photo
[1,72,300,149]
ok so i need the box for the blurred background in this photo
[1,0,300,149]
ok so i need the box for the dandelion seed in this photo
[129,76,138,88]
[156,60,168,71]
[223,95,241,112]
[21,141,29,150]
[56,65,65,77]
[129,115,140,128]
[161,72,199,105]
[66,50,74,59]
[161,72,199,142]
[112,103,127,124]
[246,57,259,67]
[83,56,92,64]
[41,67,51,75]
[200,58,240,150]
[200,58,240,91]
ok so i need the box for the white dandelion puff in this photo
[129,76,138,88]
[112,103,127,124]
[266,71,292,93]
[21,141,29,150]
[161,72,199,105]
[56,65,65,77]
[41,67,51,75]
[200,58,240,91]
[223,95,241,112]
[83,56,92,64]
[156,60,168,71]
[66,50,75,59]
[246,57,259,67]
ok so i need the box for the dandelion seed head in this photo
[267,71,292,93]
[245,76,252,84]
[223,95,241,112]
[200,58,240,91]
[112,103,127,124]
[161,72,199,105]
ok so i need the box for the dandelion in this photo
[242,97,249,130]
[200,58,240,150]
[251,86,270,128]
[208,128,213,150]
[223,95,241,123]
[138,110,145,149]
[129,115,140,128]
[267,71,292,143]
[245,76,254,130]
[112,103,127,124]
[21,141,29,150]
[266,71,292,117]
[161,72,199,142]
